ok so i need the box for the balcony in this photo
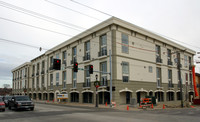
[83,55,90,61]
[157,80,162,88]
[49,66,53,70]
[36,72,39,76]
[100,80,108,87]
[32,74,34,77]
[168,61,173,66]
[71,59,77,65]
[83,82,91,88]
[98,50,107,57]
[156,57,163,63]
[41,70,44,75]
[168,83,174,89]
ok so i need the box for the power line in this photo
[0,38,46,50]
[0,1,85,30]
[70,0,200,50]
[70,0,112,17]
[0,17,73,37]
[45,0,102,21]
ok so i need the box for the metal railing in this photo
[156,57,163,63]
[83,55,90,61]
[83,82,91,88]
[168,60,173,65]
[98,50,107,57]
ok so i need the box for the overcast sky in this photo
[0,0,200,88]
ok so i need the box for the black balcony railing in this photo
[36,72,39,76]
[83,82,91,88]
[98,50,107,57]
[83,55,90,61]
[41,70,44,74]
[168,61,173,66]
[32,74,34,77]
[49,66,53,70]
[156,57,163,63]
[71,59,77,64]
[168,83,174,88]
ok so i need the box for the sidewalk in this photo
[33,100,199,111]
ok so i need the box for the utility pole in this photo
[177,52,184,108]
[109,50,112,107]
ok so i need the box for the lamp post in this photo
[95,74,98,108]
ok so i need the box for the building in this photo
[12,17,196,105]
[195,73,200,100]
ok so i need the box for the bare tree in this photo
[3,84,10,88]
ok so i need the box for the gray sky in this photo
[0,0,200,88]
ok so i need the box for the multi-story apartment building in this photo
[12,62,30,95]
[12,17,196,105]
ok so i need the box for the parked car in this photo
[8,96,34,111]
[3,96,12,107]
[0,98,5,112]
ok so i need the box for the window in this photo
[156,45,162,63]
[168,69,173,88]
[84,66,90,87]
[50,56,53,66]
[73,71,77,88]
[156,67,161,87]
[189,56,192,66]
[36,77,39,89]
[42,60,45,72]
[122,34,129,53]
[63,71,66,88]
[56,53,59,59]
[149,66,153,73]
[37,63,40,74]
[185,73,188,81]
[72,47,77,63]
[184,55,188,67]
[32,65,35,75]
[189,73,193,88]
[122,62,129,82]
[56,73,59,86]
[50,74,53,89]
[32,78,35,88]
[167,92,174,101]
[41,75,44,88]
[100,62,107,86]
[156,45,161,58]
[84,41,90,60]
[62,51,67,64]
[99,34,107,56]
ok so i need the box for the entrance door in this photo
[126,92,130,104]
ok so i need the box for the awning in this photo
[119,88,133,93]
[81,90,94,93]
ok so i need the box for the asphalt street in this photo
[0,103,200,122]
